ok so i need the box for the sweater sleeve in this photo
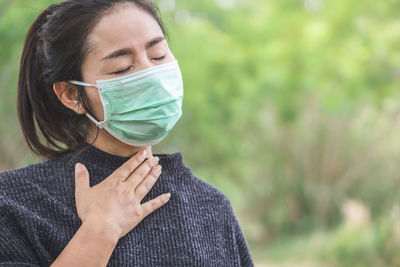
[224,196,255,267]
[0,174,41,267]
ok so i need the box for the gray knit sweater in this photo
[0,143,254,266]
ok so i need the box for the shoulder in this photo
[0,150,73,178]
[173,156,234,212]
[192,174,232,207]
[0,155,75,246]
[0,154,71,202]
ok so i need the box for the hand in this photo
[74,150,171,241]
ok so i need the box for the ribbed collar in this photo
[70,142,185,175]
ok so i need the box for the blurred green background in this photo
[2,0,400,266]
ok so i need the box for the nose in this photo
[134,55,154,73]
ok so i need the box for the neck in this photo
[85,125,153,158]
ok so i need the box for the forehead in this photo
[86,5,164,55]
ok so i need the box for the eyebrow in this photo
[146,36,165,49]
[101,36,166,61]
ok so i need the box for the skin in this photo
[53,3,176,157]
[51,4,174,266]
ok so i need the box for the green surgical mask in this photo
[70,61,183,146]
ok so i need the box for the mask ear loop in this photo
[69,80,95,87]
[85,113,105,129]
[70,80,106,129]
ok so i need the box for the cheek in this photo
[84,87,105,121]
[81,53,105,120]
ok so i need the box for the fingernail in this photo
[75,163,83,174]
[163,193,171,201]
[155,165,162,174]
[138,150,146,160]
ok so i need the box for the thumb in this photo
[75,163,89,196]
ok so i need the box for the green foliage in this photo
[157,0,400,241]
[259,214,400,266]
[2,0,400,264]
[319,216,400,266]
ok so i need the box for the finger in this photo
[124,156,159,188]
[133,165,162,201]
[74,163,89,197]
[113,149,147,181]
[140,193,171,218]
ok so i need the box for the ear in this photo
[53,82,86,115]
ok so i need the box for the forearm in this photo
[50,222,119,267]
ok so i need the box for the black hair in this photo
[18,0,166,159]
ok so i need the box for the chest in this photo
[26,199,234,266]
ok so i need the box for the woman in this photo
[0,0,254,266]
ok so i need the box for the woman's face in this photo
[81,4,175,122]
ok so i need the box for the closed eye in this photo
[153,55,166,61]
[110,55,166,76]
[111,66,133,75]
